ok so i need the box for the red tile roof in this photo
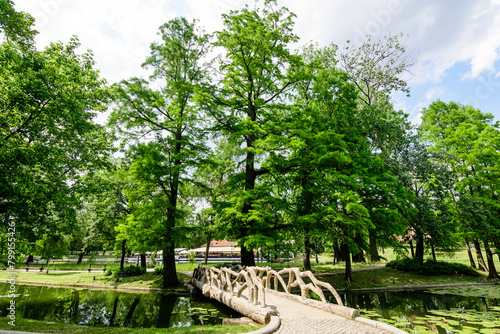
[200,240,237,248]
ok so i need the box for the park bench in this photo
[88,263,107,272]
[25,262,44,272]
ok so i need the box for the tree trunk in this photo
[240,244,255,267]
[332,240,343,265]
[415,235,424,264]
[473,237,488,272]
[341,241,353,283]
[140,253,146,268]
[76,248,86,265]
[123,296,141,326]
[409,240,414,258]
[45,258,50,274]
[465,238,477,269]
[352,232,365,263]
[109,295,119,326]
[161,131,183,287]
[120,240,127,272]
[204,235,211,265]
[162,234,179,287]
[70,291,80,321]
[431,242,436,261]
[484,239,499,279]
[156,294,177,328]
[27,254,34,263]
[314,241,319,264]
[239,135,257,267]
[303,233,312,271]
[369,229,380,262]
[102,250,106,256]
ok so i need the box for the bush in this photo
[386,258,480,277]
[188,252,196,265]
[115,265,146,277]
[154,265,163,275]
[104,269,112,276]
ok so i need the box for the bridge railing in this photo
[264,267,343,305]
[193,265,343,308]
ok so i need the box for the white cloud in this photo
[11,0,500,120]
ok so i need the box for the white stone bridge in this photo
[191,265,407,334]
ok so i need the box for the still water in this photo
[340,285,500,333]
[0,283,240,328]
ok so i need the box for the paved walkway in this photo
[260,292,390,334]
[233,285,391,334]
[275,319,389,334]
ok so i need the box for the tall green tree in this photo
[420,101,500,277]
[111,17,210,287]
[339,33,416,262]
[206,0,300,266]
[0,0,36,49]
[387,133,456,264]
[0,4,111,255]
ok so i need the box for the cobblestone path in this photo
[275,319,390,334]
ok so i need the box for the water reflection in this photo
[0,283,240,328]
[338,288,500,333]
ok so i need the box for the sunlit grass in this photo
[317,267,488,291]
[0,270,191,290]
[0,317,260,334]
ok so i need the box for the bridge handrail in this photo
[205,266,267,307]
[264,268,343,305]
[197,265,342,308]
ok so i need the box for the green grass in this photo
[0,270,191,290]
[317,267,488,291]
[284,248,476,274]
[0,317,260,334]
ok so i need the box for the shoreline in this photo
[2,277,497,294]
[0,279,189,294]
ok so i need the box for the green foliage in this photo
[35,234,71,263]
[205,0,302,264]
[104,269,113,276]
[188,252,196,265]
[154,265,163,275]
[0,0,37,49]
[0,30,112,252]
[87,254,96,264]
[115,265,146,277]
[110,17,211,287]
[386,258,480,277]
[307,290,322,301]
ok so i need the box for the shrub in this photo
[188,252,196,265]
[154,265,163,275]
[104,269,112,276]
[115,265,146,277]
[386,258,480,277]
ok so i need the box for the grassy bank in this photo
[0,270,191,290]
[0,318,260,334]
[317,267,489,291]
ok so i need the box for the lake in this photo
[341,285,500,333]
[0,283,240,329]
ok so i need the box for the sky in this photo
[12,0,500,125]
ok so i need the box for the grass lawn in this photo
[317,266,490,291]
[282,248,476,273]
[0,318,260,334]
[0,270,191,290]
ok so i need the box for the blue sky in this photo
[12,0,500,125]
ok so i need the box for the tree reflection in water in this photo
[0,283,240,329]
[339,288,500,333]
